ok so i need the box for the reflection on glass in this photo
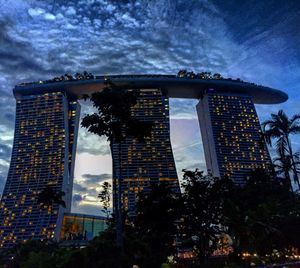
[60,213,107,241]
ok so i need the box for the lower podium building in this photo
[60,212,107,246]
[0,74,287,247]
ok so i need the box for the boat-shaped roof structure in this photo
[14,74,288,104]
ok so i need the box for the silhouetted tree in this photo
[177,69,187,77]
[273,145,300,191]
[81,83,153,249]
[98,181,112,221]
[133,184,181,267]
[224,169,299,255]
[213,73,222,79]
[181,169,233,264]
[262,110,300,188]
[37,186,66,208]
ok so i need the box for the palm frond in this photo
[290,125,300,135]
[261,120,275,131]
[275,137,288,155]
[290,114,300,124]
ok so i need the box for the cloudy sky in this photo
[0,0,299,215]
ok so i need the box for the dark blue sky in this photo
[0,0,299,214]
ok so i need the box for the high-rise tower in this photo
[112,89,180,217]
[197,91,270,184]
[0,74,287,247]
[0,92,80,248]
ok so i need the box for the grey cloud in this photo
[0,89,15,129]
[0,144,11,160]
[72,194,84,207]
[73,182,97,198]
[82,173,112,184]
[73,182,88,193]
[0,165,9,193]
[170,99,198,119]
[76,129,111,155]
[0,20,49,77]
[76,144,110,155]
[72,173,112,208]
[77,103,111,156]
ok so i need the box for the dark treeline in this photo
[1,168,300,268]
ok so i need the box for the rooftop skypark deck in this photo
[14,72,288,104]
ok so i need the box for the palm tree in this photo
[81,82,153,249]
[262,110,300,188]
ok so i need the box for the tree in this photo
[133,184,181,268]
[181,169,233,264]
[213,73,222,79]
[98,181,112,221]
[224,169,299,256]
[262,110,300,188]
[273,148,300,191]
[6,240,60,268]
[177,70,187,77]
[81,83,153,249]
[37,186,66,208]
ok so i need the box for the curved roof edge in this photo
[14,75,288,104]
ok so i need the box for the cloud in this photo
[28,7,45,17]
[44,13,56,21]
[80,173,112,191]
[77,102,111,155]
[76,128,111,155]
[0,157,10,193]
[0,0,33,18]
[170,99,198,119]
[73,182,88,193]
[72,172,112,212]
[0,144,11,160]
[82,173,112,184]
[72,194,84,207]
[65,6,76,16]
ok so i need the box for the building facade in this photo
[0,92,80,248]
[0,74,286,247]
[197,90,270,184]
[112,89,180,217]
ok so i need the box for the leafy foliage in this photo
[224,169,300,255]
[181,169,233,263]
[81,87,153,143]
[37,186,66,208]
[98,181,112,220]
[133,184,181,267]
[81,84,154,249]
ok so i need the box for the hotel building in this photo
[197,91,270,184]
[0,74,287,247]
[111,89,179,217]
[0,92,80,248]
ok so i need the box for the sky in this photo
[0,0,300,215]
